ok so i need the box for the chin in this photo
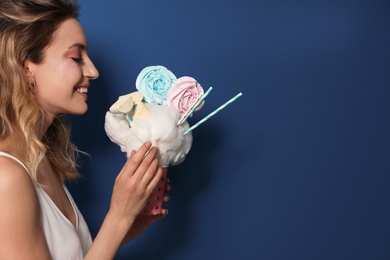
[68,105,88,115]
[76,109,88,115]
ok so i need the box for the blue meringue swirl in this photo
[135,65,177,105]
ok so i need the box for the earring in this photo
[29,82,36,91]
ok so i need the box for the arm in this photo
[0,157,52,259]
[85,142,164,260]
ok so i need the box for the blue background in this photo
[68,0,390,259]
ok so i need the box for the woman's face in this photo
[25,18,99,116]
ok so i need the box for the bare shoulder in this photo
[0,155,39,227]
[0,156,50,258]
[0,155,36,197]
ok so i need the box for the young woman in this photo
[0,0,168,259]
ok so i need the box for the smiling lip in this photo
[75,83,90,99]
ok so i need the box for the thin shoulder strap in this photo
[0,151,31,174]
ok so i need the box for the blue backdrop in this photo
[68,0,390,259]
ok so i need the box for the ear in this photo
[23,60,35,85]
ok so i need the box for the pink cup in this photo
[142,167,168,215]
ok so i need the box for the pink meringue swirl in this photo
[166,76,204,115]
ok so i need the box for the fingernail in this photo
[145,141,151,147]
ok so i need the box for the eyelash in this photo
[72,57,83,63]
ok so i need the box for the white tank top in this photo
[0,152,92,260]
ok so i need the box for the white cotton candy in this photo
[104,103,193,167]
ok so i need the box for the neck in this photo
[37,109,56,139]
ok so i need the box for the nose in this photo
[83,55,99,80]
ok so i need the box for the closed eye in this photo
[72,57,83,63]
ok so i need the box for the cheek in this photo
[62,63,83,85]
[34,62,80,98]
[53,62,81,85]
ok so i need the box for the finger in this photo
[131,158,159,194]
[163,195,170,202]
[161,209,169,216]
[138,146,158,169]
[143,165,163,194]
[132,142,154,163]
[132,148,159,183]
[145,212,166,224]
[120,142,153,177]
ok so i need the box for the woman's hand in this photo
[108,142,163,226]
[85,142,165,259]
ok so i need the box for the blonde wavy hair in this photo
[0,0,82,182]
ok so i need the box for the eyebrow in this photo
[69,43,88,50]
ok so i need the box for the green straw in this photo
[184,92,242,135]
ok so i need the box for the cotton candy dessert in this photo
[105,65,242,215]
[105,66,205,214]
